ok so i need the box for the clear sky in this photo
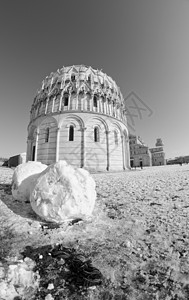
[0,0,189,159]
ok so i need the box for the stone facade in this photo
[27,65,130,171]
[129,134,152,168]
[149,138,166,166]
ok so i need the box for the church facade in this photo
[27,65,130,171]
[129,135,165,167]
[129,134,152,167]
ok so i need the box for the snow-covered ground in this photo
[1,164,189,299]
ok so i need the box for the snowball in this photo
[12,161,47,202]
[0,258,39,300]
[30,160,96,223]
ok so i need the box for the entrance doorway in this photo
[32,145,36,161]
[130,160,134,168]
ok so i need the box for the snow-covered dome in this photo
[30,65,126,124]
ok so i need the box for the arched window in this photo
[71,74,75,82]
[69,125,74,141]
[64,94,69,106]
[93,95,98,108]
[114,131,118,145]
[94,127,100,142]
[45,127,49,143]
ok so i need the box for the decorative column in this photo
[83,92,87,110]
[59,90,64,111]
[121,134,126,170]
[110,100,112,115]
[83,94,86,111]
[104,98,107,114]
[69,93,73,110]
[56,127,61,162]
[45,98,49,114]
[86,94,90,111]
[81,127,87,168]
[80,95,84,110]
[100,97,103,113]
[106,130,110,171]
[68,92,71,110]
[107,100,109,115]
[112,103,115,117]
[107,99,110,115]
[97,97,100,113]
[119,106,121,119]
[110,100,113,116]
[52,97,55,112]
[120,105,123,121]
[99,97,101,113]
[90,93,94,111]
[117,105,120,119]
[125,136,130,169]
[76,91,79,110]
[34,129,39,161]
[114,104,117,118]
[101,99,104,114]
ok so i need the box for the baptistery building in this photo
[27,65,130,171]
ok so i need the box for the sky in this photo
[0,0,189,159]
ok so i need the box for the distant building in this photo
[149,138,166,166]
[8,153,26,168]
[129,136,166,167]
[129,134,152,168]
[167,155,189,165]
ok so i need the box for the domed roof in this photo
[33,65,124,106]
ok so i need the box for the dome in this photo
[30,65,126,124]
[27,65,130,171]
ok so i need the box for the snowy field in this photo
[1,164,189,299]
